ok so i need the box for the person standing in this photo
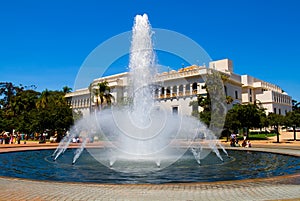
[17,132,21,144]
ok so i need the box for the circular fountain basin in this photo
[0,149,299,184]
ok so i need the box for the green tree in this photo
[0,83,76,141]
[0,82,25,132]
[196,93,211,126]
[97,81,114,109]
[62,86,72,94]
[254,101,269,132]
[224,108,241,141]
[225,104,264,139]
[33,88,74,140]
[268,113,284,143]
[225,96,234,104]
[12,89,40,134]
[0,82,19,109]
[292,100,300,111]
[36,89,50,109]
[284,110,300,141]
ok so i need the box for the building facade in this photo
[66,59,292,116]
[241,75,292,115]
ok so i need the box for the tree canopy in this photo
[0,82,79,139]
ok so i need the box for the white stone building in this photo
[66,59,292,116]
[241,75,292,115]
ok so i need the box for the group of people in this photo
[0,131,23,144]
[230,133,251,148]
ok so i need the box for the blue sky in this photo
[0,0,300,101]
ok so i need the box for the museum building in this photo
[66,59,292,117]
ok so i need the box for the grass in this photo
[237,133,277,140]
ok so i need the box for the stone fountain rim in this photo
[0,143,299,186]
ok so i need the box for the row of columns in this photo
[273,93,292,105]
[70,83,202,108]
[70,98,90,108]
[155,83,199,99]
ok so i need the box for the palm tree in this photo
[90,81,114,111]
[62,86,72,94]
[98,81,114,109]
[36,89,50,109]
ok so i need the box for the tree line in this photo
[192,88,300,143]
[0,82,81,140]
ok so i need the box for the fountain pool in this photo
[0,149,299,184]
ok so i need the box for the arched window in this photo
[179,85,183,96]
[161,87,165,98]
[166,87,171,98]
[185,84,190,95]
[192,82,198,95]
[172,86,177,97]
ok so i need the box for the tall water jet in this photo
[128,14,156,127]
[111,13,178,161]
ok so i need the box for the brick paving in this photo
[0,140,299,201]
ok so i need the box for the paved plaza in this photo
[0,138,299,201]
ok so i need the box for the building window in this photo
[173,86,177,95]
[224,86,228,96]
[279,109,281,115]
[235,90,238,99]
[179,85,183,96]
[250,97,252,102]
[185,84,190,95]
[172,106,178,115]
[274,108,277,114]
[166,87,171,97]
[192,82,198,95]
[249,89,252,95]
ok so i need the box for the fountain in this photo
[52,14,226,172]
[0,14,299,187]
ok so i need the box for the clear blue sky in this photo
[0,0,300,101]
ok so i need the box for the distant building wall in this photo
[66,59,292,117]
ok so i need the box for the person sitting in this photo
[245,140,251,148]
[235,138,240,147]
[242,140,247,147]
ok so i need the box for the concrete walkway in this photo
[0,141,299,201]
